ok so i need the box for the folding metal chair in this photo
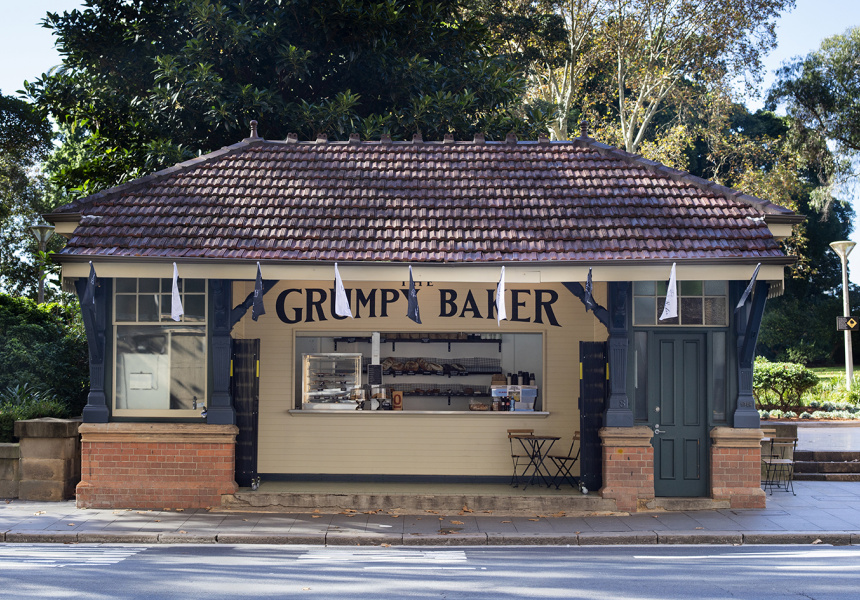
[507,429,534,487]
[762,437,797,495]
[549,431,587,493]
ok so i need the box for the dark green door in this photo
[648,333,708,497]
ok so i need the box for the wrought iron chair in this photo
[548,431,587,493]
[507,429,534,487]
[762,436,797,495]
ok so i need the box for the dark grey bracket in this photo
[563,280,633,427]
[562,282,610,329]
[734,280,769,428]
[230,280,278,328]
[76,277,110,423]
[605,282,634,427]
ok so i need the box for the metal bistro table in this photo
[510,433,561,489]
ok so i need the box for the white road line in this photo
[634,549,860,560]
[0,545,144,568]
[298,549,468,564]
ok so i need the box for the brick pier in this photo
[76,423,239,509]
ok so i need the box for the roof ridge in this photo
[48,133,794,219]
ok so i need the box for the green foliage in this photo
[0,294,88,416]
[28,0,549,198]
[0,92,61,299]
[0,383,71,443]
[753,357,819,411]
[767,26,860,155]
[757,293,850,366]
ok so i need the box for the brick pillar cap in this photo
[599,426,654,446]
[711,426,766,448]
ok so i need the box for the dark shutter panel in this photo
[232,339,260,488]
[579,341,607,492]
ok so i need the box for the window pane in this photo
[139,278,159,293]
[657,280,668,295]
[184,279,205,293]
[138,294,159,322]
[169,331,206,409]
[680,297,703,324]
[116,325,205,411]
[712,331,727,421]
[704,280,727,296]
[657,297,678,324]
[633,297,656,325]
[633,281,655,296]
[116,278,136,293]
[160,294,173,321]
[704,297,727,326]
[184,294,206,321]
[161,278,173,293]
[680,281,703,296]
[634,332,648,421]
[115,295,136,322]
[115,326,171,409]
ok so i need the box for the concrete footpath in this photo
[3,480,860,546]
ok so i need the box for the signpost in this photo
[837,317,860,332]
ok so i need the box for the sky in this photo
[1,1,860,280]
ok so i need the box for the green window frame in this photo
[632,280,728,327]
[112,278,208,416]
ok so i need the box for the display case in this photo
[301,353,362,410]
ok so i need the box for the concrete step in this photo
[222,490,619,516]
[795,461,860,474]
[793,473,860,482]
[793,450,860,477]
[794,451,860,462]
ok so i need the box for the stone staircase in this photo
[793,451,860,481]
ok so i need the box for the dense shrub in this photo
[0,294,88,415]
[753,357,819,411]
[0,383,71,443]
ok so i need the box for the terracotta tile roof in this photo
[49,136,797,263]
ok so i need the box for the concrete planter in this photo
[0,443,20,498]
[13,417,82,501]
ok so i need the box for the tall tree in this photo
[523,0,794,146]
[768,26,860,155]
[29,0,548,198]
[0,92,56,300]
[767,26,860,215]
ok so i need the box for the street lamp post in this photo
[830,240,856,390]
[29,223,55,304]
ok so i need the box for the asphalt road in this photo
[1,544,859,599]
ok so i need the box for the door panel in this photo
[579,341,607,492]
[649,333,708,497]
[232,339,260,488]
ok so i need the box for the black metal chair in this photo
[507,429,534,487]
[549,431,586,493]
[762,436,797,495]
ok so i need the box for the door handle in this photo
[653,424,664,435]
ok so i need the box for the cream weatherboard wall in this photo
[231,279,607,477]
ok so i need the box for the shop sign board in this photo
[274,286,563,326]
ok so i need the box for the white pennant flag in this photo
[496,266,508,326]
[333,263,353,318]
[171,262,184,321]
[659,263,678,321]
